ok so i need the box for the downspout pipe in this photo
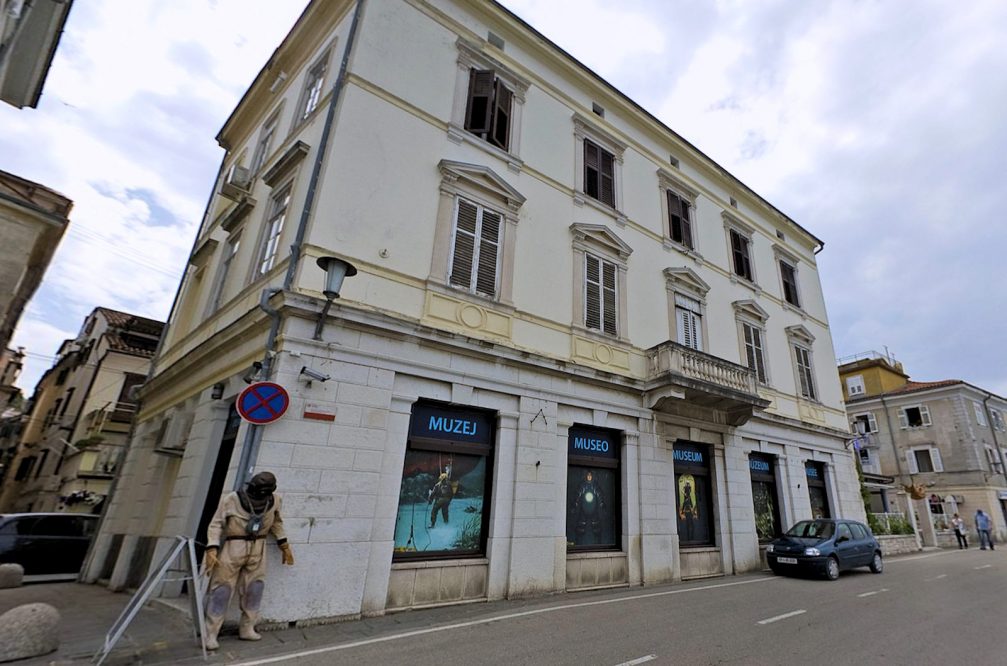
[233,0,366,490]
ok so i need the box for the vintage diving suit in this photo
[203,471,293,650]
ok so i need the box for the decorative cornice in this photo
[664,266,710,299]
[656,168,698,201]
[438,159,526,212]
[570,223,633,261]
[455,38,529,101]
[732,299,770,323]
[572,113,627,158]
[262,140,310,187]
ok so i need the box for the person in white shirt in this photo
[951,513,968,549]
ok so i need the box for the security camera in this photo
[300,366,331,383]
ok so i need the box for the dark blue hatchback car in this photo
[766,519,883,581]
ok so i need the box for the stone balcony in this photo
[644,341,770,426]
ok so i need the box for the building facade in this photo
[87,0,862,620]
[840,352,1007,540]
[0,307,163,514]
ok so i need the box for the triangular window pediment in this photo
[664,266,710,298]
[570,223,633,261]
[439,159,525,211]
[785,324,815,345]
[732,299,770,323]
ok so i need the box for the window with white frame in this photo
[464,69,514,151]
[906,446,943,473]
[794,345,816,400]
[991,408,1005,431]
[779,259,800,307]
[675,294,703,351]
[985,446,1003,474]
[724,213,757,284]
[898,404,932,429]
[573,115,626,219]
[742,323,767,383]
[585,253,618,336]
[571,224,631,339]
[209,231,242,312]
[449,197,502,298]
[249,110,280,176]
[257,184,292,275]
[667,190,693,249]
[846,375,866,397]
[657,170,699,255]
[850,412,878,434]
[973,401,987,427]
[296,51,330,124]
[858,447,872,466]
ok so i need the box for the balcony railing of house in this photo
[648,341,758,395]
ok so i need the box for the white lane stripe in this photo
[925,574,947,581]
[757,609,806,625]
[231,576,778,666]
[614,655,657,666]
[888,550,959,563]
[974,564,992,570]
[857,588,889,598]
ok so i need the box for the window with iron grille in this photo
[742,322,767,383]
[584,139,615,207]
[449,197,501,298]
[258,185,292,275]
[585,253,617,336]
[464,70,513,150]
[794,344,817,400]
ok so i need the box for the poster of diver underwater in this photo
[566,466,617,549]
[393,449,487,555]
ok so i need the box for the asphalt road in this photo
[226,548,1005,666]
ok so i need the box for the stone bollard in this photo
[0,564,23,589]
[0,603,60,663]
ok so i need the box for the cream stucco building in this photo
[86,0,863,621]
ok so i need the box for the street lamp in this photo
[314,256,357,340]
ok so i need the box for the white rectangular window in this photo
[779,259,800,307]
[851,412,878,434]
[464,69,513,150]
[730,229,753,281]
[210,231,241,311]
[250,114,279,175]
[666,190,693,249]
[794,345,816,401]
[985,447,1003,474]
[298,54,329,122]
[858,447,872,465]
[448,197,501,298]
[585,253,617,336]
[742,322,767,383]
[846,375,865,397]
[584,139,616,207]
[258,185,291,275]
[991,409,1005,431]
[974,401,987,426]
[675,294,703,352]
[898,405,932,429]
[906,447,943,474]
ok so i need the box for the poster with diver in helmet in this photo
[393,450,487,555]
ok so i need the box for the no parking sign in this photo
[236,382,290,424]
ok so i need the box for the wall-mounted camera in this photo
[299,366,331,384]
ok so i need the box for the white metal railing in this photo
[648,341,757,394]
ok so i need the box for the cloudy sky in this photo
[4,0,1007,397]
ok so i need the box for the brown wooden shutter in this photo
[731,231,751,280]
[475,209,501,297]
[490,80,512,150]
[585,254,601,330]
[465,69,495,136]
[599,149,615,207]
[450,199,478,288]
[680,196,692,248]
[584,140,600,199]
[602,260,617,335]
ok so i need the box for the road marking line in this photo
[857,588,889,598]
[974,564,992,570]
[230,576,778,666]
[615,655,657,666]
[757,609,806,625]
[888,550,959,564]
[925,574,947,581]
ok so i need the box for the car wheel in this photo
[825,556,840,581]
[870,552,883,574]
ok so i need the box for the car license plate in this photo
[777,557,798,564]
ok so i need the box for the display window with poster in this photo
[673,441,714,546]
[566,425,621,551]
[749,453,782,542]
[805,461,830,519]
[393,402,495,560]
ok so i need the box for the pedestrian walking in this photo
[975,509,995,550]
[951,513,968,549]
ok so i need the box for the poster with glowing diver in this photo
[393,449,488,556]
[566,466,617,548]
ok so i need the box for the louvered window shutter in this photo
[668,191,683,242]
[475,209,500,297]
[868,412,878,433]
[450,199,478,289]
[490,80,512,150]
[920,405,932,426]
[585,254,602,331]
[465,69,495,136]
[680,196,692,248]
[599,149,615,207]
[744,324,756,369]
[751,326,765,382]
[677,308,692,348]
[898,409,908,429]
[731,231,750,278]
[930,448,944,472]
[602,260,617,335]
[906,450,919,474]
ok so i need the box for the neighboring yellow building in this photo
[837,350,909,402]
[88,0,864,617]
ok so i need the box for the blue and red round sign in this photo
[237,382,290,425]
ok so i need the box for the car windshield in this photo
[786,520,834,539]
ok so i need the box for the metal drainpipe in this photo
[233,0,367,490]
